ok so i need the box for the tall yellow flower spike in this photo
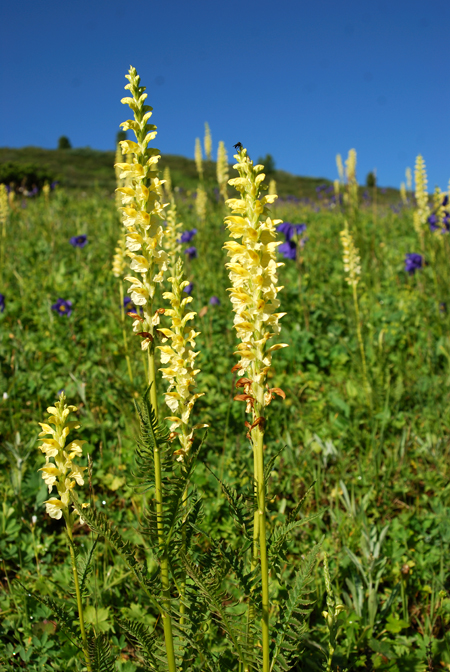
[216,140,229,200]
[336,154,344,183]
[195,137,203,180]
[195,184,207,222]
[269,179,277,196]
[224,145,287,409]
[0,184,9,276]
[115,66,168,352]
[344,149,358,218]
[204,122,212,162]
[37,393,88,521]
[158,258,207,461]
[406,167,412,192]
[414,155,429,225]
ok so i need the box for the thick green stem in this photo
[352,284,370,403]
[149,349,176,672]
[253,426,270,672]
[65,518,92,672]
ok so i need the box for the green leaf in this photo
[88,634,116,672]
[385,613,409,634]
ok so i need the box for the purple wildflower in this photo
[404,253,423,275]
[0,294,5,313]
[278,240,297,260]
[52,298,73,316]
[277,222,307,241]
[184,246,197,259]
[183,282,194,295]
[70,234,88,248]
[178,229,197,243]
[209,296,220,305]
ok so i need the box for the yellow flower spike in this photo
[414,154,429,231]
[195,184,207,223]
[340,223,361,288]
[163,196,183,273]
[195,137,203,179]
[217,140,229,200]
[269,179,277,196]
[0,183,9,278]
[42,183,50,204]
[400,182,407,205]
[204,122,212,162]
[37,392,87,521]
[406,167,412,192]
[158,258,207,460]
[115,66,169,355]
[112,235,128,278]
[163,166,172,199]
[336,154,344,183]
[344,149,358,219]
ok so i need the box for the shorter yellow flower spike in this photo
[163,196,183,273]
[195,184,207,222]
[112,235,128,278]
[340,223,361,288]
[269,179,277,196]
[42,183,50,204]
[195,137,203,180]
[163,166,172,199]
[217,140,229,200]
[400,182,407,205]
[37,392,88,521]
[414,154,429,227]
[204,122,212,161]
[336,154,344,183]
[406,167,412,192]
[158,258,207,460]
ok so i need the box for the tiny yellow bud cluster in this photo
[204,122,212,162]
[163,197,183,273]
[414,154,429,227]
[195,185,207,222]
[340,224,361,288]
[112,235,128,278]
[37,393,88,520]
[216,141,229,200]
[195,137,203,180]
[224,146,287,417]
[0,184,9,228]
[163,166,172,200]
[158,259,207,460]
[115,66,168,350]
[42,183,50,204]
[269,179,277,196]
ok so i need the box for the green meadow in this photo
[0,146,449,672]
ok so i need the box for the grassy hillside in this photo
[0,145,401,202]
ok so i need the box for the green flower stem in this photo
[65,516,92,672]
[352,283,370,402]
[119,282,133,384]
[152,425,176,672]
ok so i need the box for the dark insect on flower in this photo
[52,298,73,316]
[0,293,5,313]
[70,234,88,248]
[233,142,243,151]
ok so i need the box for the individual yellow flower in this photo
[224,146,287,417]
[37,393,88,521]
[216,140,229,200]
[204,122,212,161]
[115,66,169,351]
[195,137,203,179]
[195,184,207,222]
[158,259,207,460]
[340,223,361,288]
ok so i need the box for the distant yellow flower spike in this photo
[112,235,128,278]
[195,184,207,222]
[195,137,203,180]
[163,166,172,199]
[414,154,429,227]
[216,140,229,200]
[204,122,212,162]
[269,179,277,196]
[224,145,287,406]
[400,182,407,205]
[37,392,88,521]
[163,196,183,273]
[158,258,207,460]
[336,154,344,183]
[115,66,169,351]
[340,223,361,288]
[405,167,412,192]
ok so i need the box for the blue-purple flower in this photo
[209,296,220,305]
[70,235,88,248]
[184,246,197,259]
[277,222,307,241]
[183,282,194,295]
[52,298,73,316]
[178,229,197,243]
[278,240,297,260]
[0,294,5,313]
[404,253,423,275]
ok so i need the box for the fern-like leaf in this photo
[78,536,99,599]
[118,619,165,671]
[88,634,115,672]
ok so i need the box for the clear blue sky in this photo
[1,0,448,189]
